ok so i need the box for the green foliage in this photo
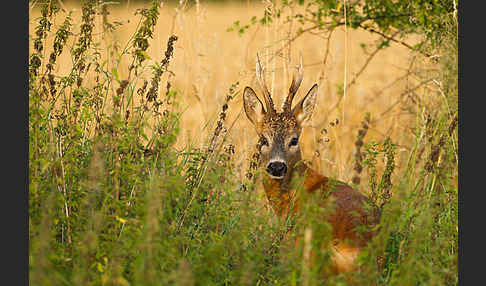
[362,137,396,210]
[29,0,457,285]
[230,0,456,56]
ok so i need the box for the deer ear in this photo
[292,83,318,125]
[243,86,266,133]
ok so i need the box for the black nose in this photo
[266,161,287,177]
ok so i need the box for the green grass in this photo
[29,1,457,285]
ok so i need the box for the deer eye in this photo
[260,136,269,147]
[289,137,299,147]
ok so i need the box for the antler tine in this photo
[255,53,276,114]
[283,53,304,112]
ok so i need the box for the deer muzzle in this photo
[266,161,288,179]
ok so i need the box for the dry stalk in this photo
[177,82,239,230]
[301,227,313,286]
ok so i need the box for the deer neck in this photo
[262,160,309,218]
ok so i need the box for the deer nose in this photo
[266,161,288,178]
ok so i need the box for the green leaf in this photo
[111,68,119,83]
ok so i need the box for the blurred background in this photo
[30,0,429,183]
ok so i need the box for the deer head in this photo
[243,54,318,182]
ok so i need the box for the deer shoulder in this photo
[243,54,380,274]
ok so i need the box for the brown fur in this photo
[264,163,381,274]
[243,60,380,275]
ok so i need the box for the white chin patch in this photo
[267,174,285,180]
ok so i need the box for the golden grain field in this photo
[29,1,431,188]
[29,3,458,284]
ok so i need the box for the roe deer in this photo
[243,55,381,274]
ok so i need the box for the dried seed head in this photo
[116,80,129,96]
[351,113,371,186]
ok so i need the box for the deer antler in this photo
[255,53,276,114]
[283,53,304,112]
